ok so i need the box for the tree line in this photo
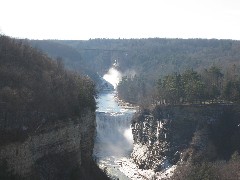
[117,65,240,106]
[30,38,240,85]
[156,66,240,105]
[0,35,97,129]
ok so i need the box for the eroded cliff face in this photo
[131,105,240,171]
[0,111,96,179]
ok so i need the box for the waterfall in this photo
[94,112,134,159]
[93,64,136,179]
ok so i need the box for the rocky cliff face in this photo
[0,35,108,180]
[0,111,96,179]
[131,105,240,171]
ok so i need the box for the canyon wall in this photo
[0,111,96,179]
[131,105,240,171]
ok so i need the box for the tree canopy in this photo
[0,35,97,129]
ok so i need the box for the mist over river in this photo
[93,65,137,179]
[93,66,176,180]
[93,90,135,179]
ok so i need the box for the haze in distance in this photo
[1,0,240,40]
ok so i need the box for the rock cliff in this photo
[0,35,109,180]
[0,111,98,179]
[131,105,240,171]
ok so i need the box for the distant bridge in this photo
[79,48,128,52]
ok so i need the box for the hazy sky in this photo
[1,0,240,40]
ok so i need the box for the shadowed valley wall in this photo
[131,105,240,171]
[0,111,97,179]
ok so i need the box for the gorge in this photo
[95,65,240,180]
[94,66,177,179]
[1,36,240,180]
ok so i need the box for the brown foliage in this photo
[0,35,97,130]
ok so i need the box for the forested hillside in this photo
[118,65,240,106]
[28,38,240,105]
[0,35,96,139]
[0,35,110,180]
[28,40,103,85]
[30,38,240,77]
[59,38,240,76]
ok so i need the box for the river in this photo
[93,90,136,179]
[93,66,177,180]
[93,64,141,179]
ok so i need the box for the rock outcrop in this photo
[0,111,97,179]
[131,105,240,171]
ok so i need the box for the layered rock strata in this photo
[131,105,240,171]
[0,111,96,179]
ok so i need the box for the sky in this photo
[1,0,240,40]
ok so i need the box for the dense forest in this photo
[118,65,240,106]
[28,38,240,105]
[28,40,103,86]
[0,35,97,140]
[30,38,240,78]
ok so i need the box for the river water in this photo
[93,64,138,179]
[94,90,136,180]
[93,66,176,180]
